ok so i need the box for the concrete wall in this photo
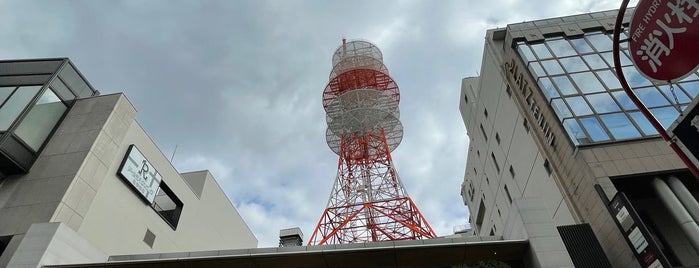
[0,93,256,263]
[461,30,575,241]
[73,94,257,255]
[6,222,107,268]
[580,141,686,267]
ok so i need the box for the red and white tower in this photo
[309,39,436,245]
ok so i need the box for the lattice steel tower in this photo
[309,39,436,245]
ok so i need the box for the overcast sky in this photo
[1,0,633,247]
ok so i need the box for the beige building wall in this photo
[460,29,575,240]
[0,93,256,265]
[462,10,699,268]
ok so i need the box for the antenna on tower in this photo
[309,39,436,245]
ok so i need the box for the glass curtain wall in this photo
[515,31,699,145]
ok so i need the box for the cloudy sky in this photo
[1,0,632,247]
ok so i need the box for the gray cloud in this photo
[0,0,633,246]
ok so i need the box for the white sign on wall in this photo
[117,145,162,204]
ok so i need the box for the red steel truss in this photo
[309,39,436,245]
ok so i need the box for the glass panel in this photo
[530,43,552,59]
[600,52,632,67]
[596,70,622,90]
[620,50,634,66]
[50,78,75,102]
[623,66,653,87]
[0,86,41,131]
[650,107,680,129]
[551,98,572,119]
[679,81,699,98]
[563,118,587,145]
[15,89,67,151]
[611,91,637,110]
[618,31,629,49]
[566,96,593,116]
[599,113,641,140]
[559,57,588,73]
[570,72,605,93]
[59,64,91,98]
[0,87,16,106]
[546,39,577,57]
[582,54,608,70]
[580,117,610,141]
[658,85,691,104]
[538,77,559,100]
[570,38,594,54]
[680,72,699,82]
[540,59,565,75]
[586,93,621,113]
[517,44,536,62]
[551,76,578,95]
[629,112,658,135]
[528,62,546,78]
[587,34,613,52]
[635,86,670,108]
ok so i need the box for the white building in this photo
[0,58,257,267]
[461,9,699,268]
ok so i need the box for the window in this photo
[559,56,588,73]
[490,227,496,236]
[143,229,155,248]
[504,185,513,204]
[0,235,11,256]
[151,182,183,229]
[473,167,478,175]
[495,132,501,144]
[485,176,490,185]
[469,184,475,202]
[509,166,515,178]
[484,108,489,118]
[475,200,486,231]
[538,77,559,100]
[515,33,699,146]
[480,124,488,141]
[497,208,502,218]
[0,86,41,131]
[543,159,552,175]
[491,153,500,173]
[15,89,67,151]
[506,85,512,97]
[464,94,468,103]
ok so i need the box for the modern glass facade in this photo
[515,31,699,145]
[0,59,98,175]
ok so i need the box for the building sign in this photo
[629,0,699,82]
[117,145,162,204]
[669,96,699,168]
[606,192,670,268]
[504,58,556,149]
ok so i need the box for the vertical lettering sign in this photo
[608,193,670,268]
[629,0,699,82]
[504,58,557,148]
[117,145,162,204]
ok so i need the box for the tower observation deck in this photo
[308,39,436,245]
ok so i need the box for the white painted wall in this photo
[74,94,257,255]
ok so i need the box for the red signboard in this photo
[629,0,699,82]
